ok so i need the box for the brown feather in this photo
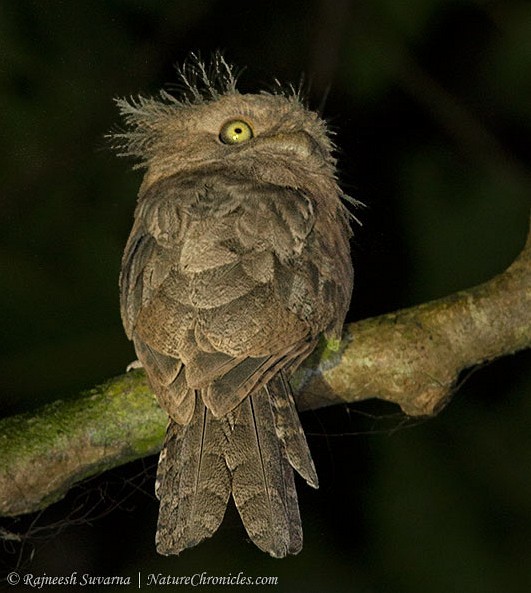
[225,389,294,557]
[156,398,231,555]
[114,54,354,557]
[266,373,318,488]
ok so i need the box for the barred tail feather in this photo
[155,397,231,555]
[155,382,317,557]
[267,372,318,489]
[226,388,304,557]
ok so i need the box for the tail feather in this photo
[279,442,303,553]
[226,389,295,557]
[155,395,231,555]
[267,372,319,488]
[155,381,317,557]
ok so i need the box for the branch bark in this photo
[1,218,529,518]
[297,216,531,415]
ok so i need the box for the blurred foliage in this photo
[1,0,530,592]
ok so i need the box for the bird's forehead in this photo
[194,92,319,135]
[204,92,296,119]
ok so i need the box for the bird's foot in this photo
[126,359,143,372]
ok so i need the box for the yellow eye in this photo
[219,119,253,144]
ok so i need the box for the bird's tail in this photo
[155,372,318,557]
[154,396,231,555]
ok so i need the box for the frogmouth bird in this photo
[112,55,353,557]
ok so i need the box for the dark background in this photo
[1,1,530,591]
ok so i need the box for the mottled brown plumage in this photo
[113,55,353,557]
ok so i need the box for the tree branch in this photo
[297,215,531,415]
[1,218,529,518]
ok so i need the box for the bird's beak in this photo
[255,131,327,161]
